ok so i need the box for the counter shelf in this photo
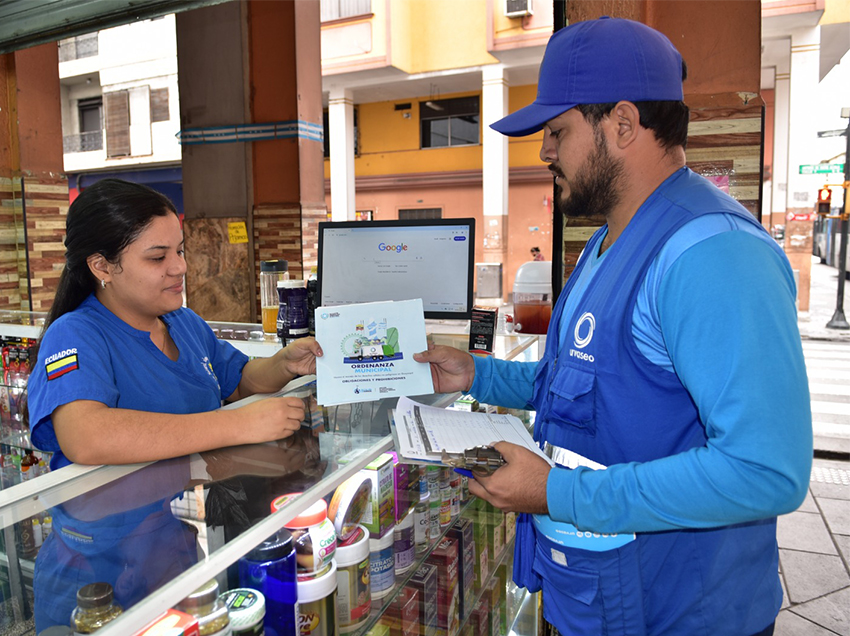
[0,312,538,634]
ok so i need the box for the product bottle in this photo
[307,266,319,337]
[176,579,232,636]
[20,450,36,481]
[276,280,309,346]
[70,582,123,633]
[239,530,298,636]
[260,260,289,336]
[42,515,53,540]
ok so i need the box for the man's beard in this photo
[554,127,625,219]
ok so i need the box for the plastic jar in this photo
[327,475,372,544]
[70,582,123,633]
[239,530,298,636]
[297,561,339,636]
[272,494,337,575]
[369,527,396,599]
[277,280,309,345]
[413,494,430,553]
[512,260,553,334]
[393,512,415,575]
[220,588,265,636]
[260,260,289,335]
[176,579,232,636]
[335,525,371,633]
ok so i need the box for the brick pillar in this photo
[0,45,67,313]
[176,0,326,323]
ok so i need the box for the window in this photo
[78,97,102,134]
[420,97,479,148]
[398,208,442,220]
[323,107,359,158]
[150,88,170,123]
[321,0,371,21]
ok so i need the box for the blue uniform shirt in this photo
[28,294,249,469]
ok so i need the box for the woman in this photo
[25,178,323,631]
[26,178,323,469]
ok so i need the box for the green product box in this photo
[488,580,504,636]
[486,513,504,563]
[496,563,509,636]
[359,452,395,539]
[504,511,516,545]
[472,509,490,589]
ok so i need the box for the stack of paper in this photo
[391,396,552,466]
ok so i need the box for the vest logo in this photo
[570,312,596,363]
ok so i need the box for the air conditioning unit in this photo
[505,0,533,18]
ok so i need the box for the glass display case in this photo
[0,315,539,636]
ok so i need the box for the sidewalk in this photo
[798,255,850,341]
[775,256,849,635]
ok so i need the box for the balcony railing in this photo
[58,33,98,62]
[63,131,103,154]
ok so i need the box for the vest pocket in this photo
[547,367,597,433]
[533,541,604,632]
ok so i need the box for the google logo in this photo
[378,242,408,253]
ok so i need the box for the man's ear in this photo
[609,101,641,150]
[86,253,110,284]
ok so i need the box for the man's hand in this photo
[467,442,551,514]
[278,337,323,378]
[412,343,475,394]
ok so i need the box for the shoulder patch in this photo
[44,348,79,380]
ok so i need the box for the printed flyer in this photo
[315,299,434,405]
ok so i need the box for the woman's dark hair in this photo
[577,61,690,152]
[23,179,178,428]
[44,178,178,332]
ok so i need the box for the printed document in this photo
[315,299,434,405]
[391,395,552,465]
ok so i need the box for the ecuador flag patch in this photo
[45,349,79,381]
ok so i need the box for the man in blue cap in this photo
[415,17,812,636]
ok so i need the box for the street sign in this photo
[799,163,845,175]
[817,129,848,138]
[787,212,815,222]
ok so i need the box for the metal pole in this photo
[826,116,850,329]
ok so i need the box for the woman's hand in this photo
[277,337,323,378]
[238,396,306,443]
[231,338,324,401]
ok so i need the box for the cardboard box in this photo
[426,537,459,635]
[383,586,420,636]
[473,508,490,589]
[447,517,476,619]
[133,609,200,636]
[359,453,395,539]
[472,595,490,636]
[469,306,498,354]
[406,563,438,636]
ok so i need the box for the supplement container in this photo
[328,475,372,544]
[413,494,430,553]
[512,260,552,334]
[369,526,396,599]
[239,530,298,636]
[272,494,337,575]
[393,512,415,575]
[297,561,339,636]
[70,582,123,633]
[260,260,289,335]
[335,525,371,632]
[277,280,309,345]
[220,588,265,636]
[175,579,232,636]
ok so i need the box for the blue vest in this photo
[516,169,783,635]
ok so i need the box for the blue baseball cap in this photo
[491,17,684,137]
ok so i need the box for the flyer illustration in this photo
[315,299,434,405]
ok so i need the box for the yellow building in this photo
[321,0,554,300]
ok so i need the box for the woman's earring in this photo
[101,279,106,289]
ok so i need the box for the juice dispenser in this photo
[512,261,552,334]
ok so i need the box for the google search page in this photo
[320,225,471,314]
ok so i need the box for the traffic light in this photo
[817,187,832,215]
